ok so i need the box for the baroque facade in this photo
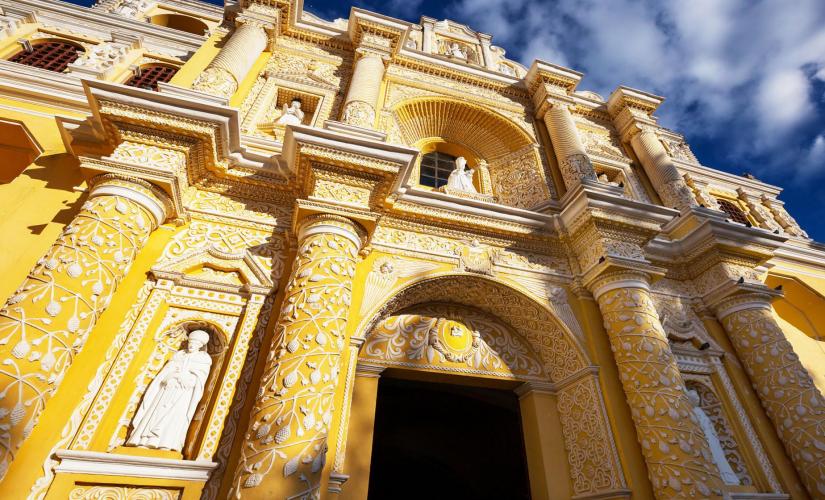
[0,0,822,499]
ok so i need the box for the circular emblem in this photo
[428,318,480,363]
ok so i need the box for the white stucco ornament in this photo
[446,156,478,194]
[687,389,740,485]
[126,330,212,452]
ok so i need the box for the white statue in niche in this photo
[126,330,212,451]
[687,389,740,485]
[446,156,478,194]
[447,41,467,60]
[276,98,305,126]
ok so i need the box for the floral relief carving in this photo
[234,225,360,497]
[721,305,825,496]
[0,191,154,478]
[68,485,179,500]
[109,141,187,171]
[342,100,376,128]
[598,285,725,497]
[362,304,545,379]
[556,375,625,495]
[488,146,549,209]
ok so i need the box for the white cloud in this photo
[446,0,825,179]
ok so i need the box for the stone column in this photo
[607,87,697,212]
[193,17,272,98]
[590,270,725,499]
[628,126,697,211]
[542,101,597,189]
[714,293,825,497]
[527,61,597,191]
[341,50,386,129]
[0,175,169,479]
[233,214,365,499]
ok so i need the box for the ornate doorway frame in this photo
[332,273,630,499]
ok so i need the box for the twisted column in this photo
[193,21,270,98]
[627,126,697,212]
[0,175,169,479]
[715,294,825,497]
[341,50,386,129]
[590,271,725,499]
[541,101,597,189]
[233,214,365,499]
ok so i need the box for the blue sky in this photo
[75,0,825,241]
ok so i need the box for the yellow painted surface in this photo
[0,2,823,499]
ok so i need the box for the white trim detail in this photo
[591,278,649,301]
[54,449,217,482]
[715,300,772,320]
[89,184,168,228]
[299,222,362,250]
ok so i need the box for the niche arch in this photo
[391,97,552,209]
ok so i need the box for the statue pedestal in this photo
[438,186,496,203]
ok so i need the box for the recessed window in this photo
[9,41,83,73]
[419,151,456,188]
[125,64,178,91]
[716,198,750,225]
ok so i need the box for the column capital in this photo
[235,10,278,50]
[354,361,385,378]
[585,269,653,300]
[526,60,582,117]
[88,174,172,228]
[296,213,368,251]
[606,86,663,140]
[712,291,776,320]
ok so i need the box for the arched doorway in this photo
[336,273,627,499]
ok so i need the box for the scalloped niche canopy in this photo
[392,98,551,209]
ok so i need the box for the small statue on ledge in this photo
[126,329,212,452]
[275,98,305,126]
[446,156,478,194]
[447,42,467,60]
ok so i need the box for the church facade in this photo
[0,0,823,498]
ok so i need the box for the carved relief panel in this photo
[362,303,547,380]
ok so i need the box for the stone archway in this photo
[341,273,628,499]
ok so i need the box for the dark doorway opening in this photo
[367,376,531,500]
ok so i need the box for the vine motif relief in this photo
[234,231,359,498]
[722,307,825,497]
[598,286,725,498]
[0,194,152,478]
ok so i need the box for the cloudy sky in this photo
[306,0,825,240]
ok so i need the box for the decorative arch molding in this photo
[391,97,553,209]
[350,273,628,497]
[392,97,533,161]
[357,272,588,382]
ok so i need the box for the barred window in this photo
[419,151,456,188]
[716,198,750,225]
[9,41,82,73]
[125,64,178,91]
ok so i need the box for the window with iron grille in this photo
[125,64,178,91]
[419,151,456,188]
[716,198,750,225]
[9,41,82,73]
